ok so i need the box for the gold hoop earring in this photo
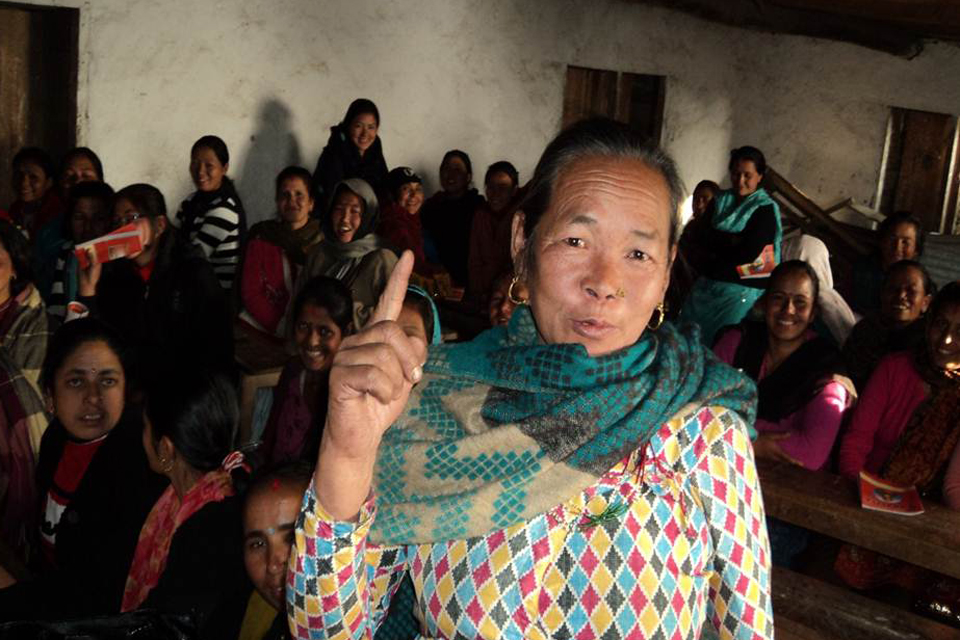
[647,302,665,331]
[507,276,528,305]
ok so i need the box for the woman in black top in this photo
[312,99,389,207]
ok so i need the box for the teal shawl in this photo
[369,306,757,545]
[713,187,781,240]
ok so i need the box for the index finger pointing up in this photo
[371,250,415,324]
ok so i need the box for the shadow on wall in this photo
[238,98,303,225]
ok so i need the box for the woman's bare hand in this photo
[314,251,427,519]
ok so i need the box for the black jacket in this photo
[420,189,485,288]
[0,412,167,621]
[78,230,234,385]
[312,126,388,207]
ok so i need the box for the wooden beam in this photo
[757,459,960,580]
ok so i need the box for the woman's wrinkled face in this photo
[517,156,675,357]
[440,157,470,196]
[397,182,424,215]
[348,113,378,155]
[880,222,919,268]
[730,159,762,199]
[52,340,125,442]
[295,303,344,372]
[485,171,517,214]
[243,483,303,611]
[14,161,52,203]
[762,270,816,343]
[190,146,227,193]
[330,190,364,244]
[61,156,99,192]
[71,197,110,244]
[881,266,931,327]
[276,177,314,228]
[927,302,960,371]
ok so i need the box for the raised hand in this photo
[77,247,103,297]
[314,251,427,520]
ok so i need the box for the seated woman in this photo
[76,183,233,383]
[0,319,164,620]
[45,181,114,320]
[287,119,772,639]
[260,276,353,465]
[240,166,323,338]
[680,146,782,345]
[298,178,397,328]
[467,161,520,306]
[487,270,527,327]
[34,147,106,296]
[842,259,934,390]
[782,234,857,346]
[420,150,485,288]
[378,167,446,280]
[8,147,63,241]
[839,281,960,488]
[175,135,247,291]
[312,98,389,205]
[691,179,719,219]
[122,370,247,632]
[714,260,852,470]
[0,221,51,560]
[226,462,314,640]
[850,211,923,316]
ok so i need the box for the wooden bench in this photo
[756,460,960,637]
[234,321,288,444]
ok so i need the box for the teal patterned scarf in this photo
[369,307,756,545]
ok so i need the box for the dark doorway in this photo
[0,2,79,208]
[878,107,957,234]
[562,65,665,145]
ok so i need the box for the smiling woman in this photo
[287,119,772,640]
[312,99,389,207]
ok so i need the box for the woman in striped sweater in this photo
[175,135,247,291]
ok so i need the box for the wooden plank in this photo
[562,66,618,130]
[757,459,960,580]
[892,109,955,233]
[772,566,958,640]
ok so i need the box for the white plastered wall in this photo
[22,0,960,224]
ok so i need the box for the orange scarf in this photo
[120,468,234,611]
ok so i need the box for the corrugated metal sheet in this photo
[921,233,960,288]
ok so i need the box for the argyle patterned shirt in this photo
[288,405,773,640]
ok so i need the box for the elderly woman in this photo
[681,146,782,345]
[287,119,772,640]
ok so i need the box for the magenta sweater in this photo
[714,329,849,470]
[837,351,926,479]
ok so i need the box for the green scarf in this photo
[247,219,322,266]
[370,306,757,544]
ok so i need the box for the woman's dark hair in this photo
[13,147,55,181]
[0,220,34,296]
[191,135,230,166]
[403,289,435,342]
[341,98,380,128]
[694,179,720,195]
[764,259,821,308]
[63,181,115,240]
[485,161,519,188]
[928,281,960,327]
[145,370,238,473]
[60,147,104,182]
[275,166,315,201]
[878,211,925,257]
[442,150,472,177]
[290,276,354,337]
[883,259,937,297]
[114,183,167,219]
[40,318,129,393]
[728,146,767,176]
[519,118,684,253]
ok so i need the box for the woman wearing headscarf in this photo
[681,146,782,345]
[287,119,772,640]
[782,234,857,346]
[312,99,389,207]
[298,178,397,329]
